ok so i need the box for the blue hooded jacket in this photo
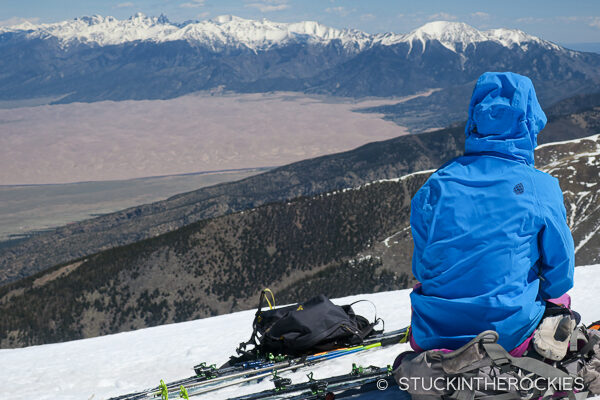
[409,72,575,351]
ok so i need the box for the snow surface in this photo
[1,264,599,400]
[0,13,561,53]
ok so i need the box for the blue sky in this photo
[2,0,599,43]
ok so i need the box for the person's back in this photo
[409,72,575,352]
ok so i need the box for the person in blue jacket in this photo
[409,72,575,353]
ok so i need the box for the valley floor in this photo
[0,168,267,242]
[0,92,407,185]
[1,265,599,400]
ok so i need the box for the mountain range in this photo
[0,14,560,52]
[2,14,600,132]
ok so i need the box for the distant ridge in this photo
[2,13,598,107]
[1,14,559,52]
[560,42,600,54]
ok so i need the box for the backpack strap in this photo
[397,330,584,400]
[440,331,579,400]
[437,330,499,373]
[347,299,384,341]
[236,289,275,357]
[499,347,571,378]
[570,324,580,352]
[481,342,579,400]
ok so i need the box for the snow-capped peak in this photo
[410,21,486,44]
[169,14,371,51]
[5,20,38,31]
[0,14,562,53]
[376,20,561,53]
[0,13,371,51]
[0,13,180,46]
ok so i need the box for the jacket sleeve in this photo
[538,183,575,300]
[411,184,433,283]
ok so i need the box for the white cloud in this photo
[180,0,205,9]
[325,6,350,17]
[245,0,289,12]
[550,15,600,28]
[428,12,458,21]
[556,16,594,22]
[246,4,288,12]
[197,11,210,19]
[0,16,40,27]
[516,16,545,23]
[588,17,600,29]
[470,11,490,19]
[360,13,376,22]
[116,2,134,8]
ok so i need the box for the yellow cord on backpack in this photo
[263,288,275,310]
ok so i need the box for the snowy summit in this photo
[0,13,370,51]
[372,20,561,52]
[0,14,561,53]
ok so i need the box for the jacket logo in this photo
[514,183,524,195]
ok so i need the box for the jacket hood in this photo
[465,72,547,165]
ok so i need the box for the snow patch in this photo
[536,134,600,150]
[383,226,412,248]
[316,169,435,200]
[575,224,600,254]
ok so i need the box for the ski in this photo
[225,364,395,400]
[110,327,408,400]
[165,329,407,397]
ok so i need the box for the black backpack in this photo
[237,290,382,358]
